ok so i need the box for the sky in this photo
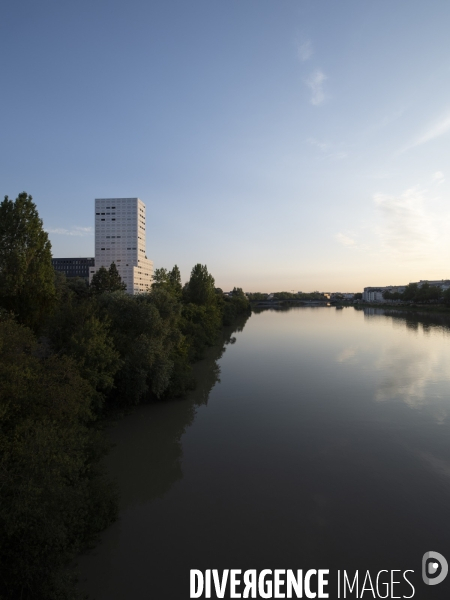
[1,0,450,292]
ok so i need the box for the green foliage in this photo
[168,265,182,297]
[221,288,252,326]
[108,262,126,291]
[354,292,363,300]
[46,279,121,413]
[90,262,127,294]
[183,263,216,305]
[246,292,269,302]
[247,290,327,302]
[147,286,194,396]
[181,302,223,360]
[97,291,181,403]
[0,193,251,600]
[401,283,419,301]
[66,276,91,299]
[0,193,56,330]
[0,318,117,600]
[384,283,443,303]
[90,266,109,293]
[152,265,182,299]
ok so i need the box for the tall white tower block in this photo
[89,198,154,294]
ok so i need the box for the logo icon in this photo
[422,551,448,585]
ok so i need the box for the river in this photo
[77,307,450,599]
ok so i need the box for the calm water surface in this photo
[78,307,450,599]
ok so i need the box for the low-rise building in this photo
[414,279,450,290]
[52,257,95,281]
[363,280,450,303]
[362,285,406,302]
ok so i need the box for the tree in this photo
[402,283,419,302]
[152,267,169,287]
[183,264,216,306]
[168,265,182,298]
[0,192,55,330]
[152,265,182,299]
[0,318,116,599]
[46,293,121,413]
[90,266,110,294]
[97,292,181,403]
[108,262,126,291]
[90,263,126,294]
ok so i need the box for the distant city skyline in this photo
[1,1,449,292]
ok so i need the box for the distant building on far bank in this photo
[89,197,153,295]
[363,285,406,302]
[363,280,450,302]
[415,279,450,290]
[52,257,94,282]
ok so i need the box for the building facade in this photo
[414,279,450,290]
[363,281,450,302]
[52,257,94,281]
[363,285,406,302]
[89,197,153,294]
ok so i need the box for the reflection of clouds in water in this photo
[374,342,450,423]
[336,348,356,363]
[375,344,431,405]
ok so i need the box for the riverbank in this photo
[355,302,450,315]
[76,313,251,598]
[0,263,252,600]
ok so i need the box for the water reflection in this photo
[347,308,450,421]
[93,314,250,512]
[361,306,450,336]
[374,342,439,405]
[78,307,450,600]
[335,347,357,363]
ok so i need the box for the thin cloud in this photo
[401,112,450,152]
[305,70,326,105]
[432,171,445,184]
[335,232,356,247]
[47,226,93,237]
[307,137,330,151]
[297,40,313,62]
[373,187,435,258]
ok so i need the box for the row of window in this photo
[96,214,137,218]
[52,260,93,264]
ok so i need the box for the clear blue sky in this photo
[2,0,450,292]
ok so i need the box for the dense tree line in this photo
[383,282,450,304]
[0,193,251,599]
[247,291,327,302]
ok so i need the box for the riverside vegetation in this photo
[383,282,450,304]
[0,192,251,600]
